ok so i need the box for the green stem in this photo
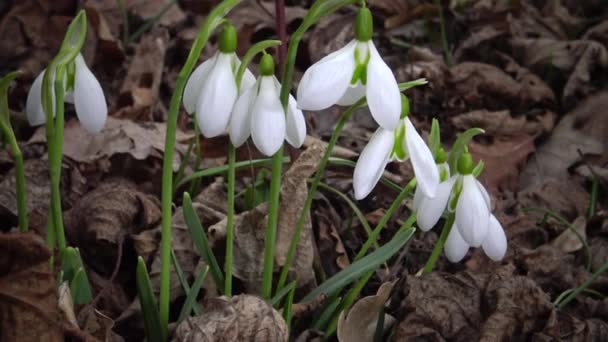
[0,121,28,232]
[158,0,240,334]
[262,146,284,299]
[354,179,416,261]
[556,260,608,309]
[434,0,453,66]
[225,143,236,296]
[49,72,66,251]
[276,102,361,292]
[422,212,455,274]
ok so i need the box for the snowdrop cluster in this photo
[413,150,507,262]
[26,54,107,133]
[183,24,305,156]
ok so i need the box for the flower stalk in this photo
[422,212,455,274]
[158,0,241,331]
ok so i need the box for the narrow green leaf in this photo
[283,280,297,330]
[312,296,342,330]
[302,227,416,303]
[177,265,209,323]
[447,127,484,173]
[271,280,297,307]
[171,248,201,315]
[183,192,225,291]
[428,118,440,157]
[70,268,93,304]
[398,78,428,91]
[136,257,164,342]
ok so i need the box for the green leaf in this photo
[398,78,428,91]
[70,268,93,305]
[271,280,297,307]
[283,280,297,330]
[447,128,484,173]
[0,71,20,124]
[136,257,164,342]
[57,10,87,64]
[171,248,201,315]
[302,227,416,303]
[60,247,93,304]
[177,265,209,323]
[183,192,225,291]
[428,118,440,157]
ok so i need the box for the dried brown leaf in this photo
[28,117,193,170]
[64,179,161,275]
[173,295,288,342]
[552,216,587,253]
[337,281,396,342]
[115,28,169,121]
[0,233,63,341]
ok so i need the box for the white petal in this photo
[183,54,216,114]
[195,53,238,138]
[285,94,306,148]
[26,69,48,126]
[336,83,366,106]
[365,42,401,130]
[482,215,507,261]
[250,77,285,156]
[445,225,470,263]
[297,40,357,110]
[455,175,490,247]
[405,118,439,198]
[73,55,107,133]
[353,128,394,200]
[241,69,256,93]
[476,179,491,210]
[413,186,424,211]
[229,81,257,147]
[416,177,456,231]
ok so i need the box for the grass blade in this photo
[136,257,164,342]
[171,248,201,315]
[183,192,225,291]
[177,265,209,323]
[302,227,416,303]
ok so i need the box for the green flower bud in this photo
[400,94,410,119]
[355,7,373,41]
[457,151,474,175]
[219,23,237,53]
[435,147,447,164]
[260,54,275,76]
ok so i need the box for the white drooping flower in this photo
[413,151,507,261]
[183,24,255,138]
[353,108,439,200]
[228,54,306,156]
[26,54,107,133]
[297,8,401,131]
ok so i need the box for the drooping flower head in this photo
[229,54,306,156]
[297,7,401,130]
[183,23,256,138]
[353,95,439,200]
[26,54,107,133]
[413,149,508,261]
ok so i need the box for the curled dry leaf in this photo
[58,282,78,328]
[115,28,169,121]
[520,92,608,189]
[390,264,556,340]
[173,295,288,342]
[337,281,396,342]
[520,178,590,221]
[451,109,555,137]
[64,179,161,275]
[28,117,193,170]
[469,134,536,191]
[510,38,608,109]
[127,0,186,27]
[551,216,587,253]
[0,233,63,341]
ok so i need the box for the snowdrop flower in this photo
[297,7,401,130]
[26,54,107,133]
[183,24,255,138]
[353,95,438,200]
[228,54,306,156]
[444,215,507,262]
[413,150,507,261]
